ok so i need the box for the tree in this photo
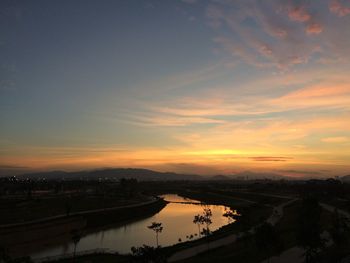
[71,229,81,257]
[199,207,213,251]
[0,247,11,263]
[329,209,350,262]
[202,207,212,235]
[147,222,163,247]
[223,209,239,223]
[120,178,138,197]
[193,214,204,237]
[65,201,72,217]
[297,196,324,263]
[254,222,282,263]
[131,245,166,263]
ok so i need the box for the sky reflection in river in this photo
[31,194,232,259]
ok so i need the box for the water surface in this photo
[31,194,232,259]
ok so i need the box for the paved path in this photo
[168,198,298,262]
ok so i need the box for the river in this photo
[31,194,233,259]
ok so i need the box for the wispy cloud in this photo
[322,136,349,143]
[306,23,323,34]
[2,0,350,177]
[288,6,311,22]
[250,156,293,162]
[0,165,28,169]
[330,0,350,17]
[203,0,349,69]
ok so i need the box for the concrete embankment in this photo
[0,197,167,258]
[84,197,167,228]
[0,216,86,258]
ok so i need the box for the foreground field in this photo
[178,200,333,263]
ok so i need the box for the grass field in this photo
[177,200,333,263]
[0,195,145,224]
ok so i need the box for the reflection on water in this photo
[161,194,202,203]
[31,194,231,259]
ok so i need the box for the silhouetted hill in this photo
[19,168,203,181]
[210,175,231,180]
[229,171,293,180]
[341,174,350,182]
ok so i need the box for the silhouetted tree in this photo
[329,209,350,262]
[71,229,81,257]
[223,209,239,223]
[193,214,204,237]
[131,245,166,263]
[202,207,212,235]
[148,222,163,247]
[65,201,72,217]
[254,222,282,263]
[199,207,213,251]
[0,247,11,263]
[119,178,138,197]
[297,196,324,263]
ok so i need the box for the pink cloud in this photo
[205,2,326,69]
[330,0,350,17]
[306,23,323,34]
[288,6,311,22]
[287,5,323,35]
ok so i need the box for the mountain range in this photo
[12,168,350,181]
[19,168,202,181]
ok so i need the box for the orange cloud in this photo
[271,82,350,110]
[306,23,323,34]
[249,156,293,162]
[288,7,311,22]
[330,0,350,17]
[322,136,349,143]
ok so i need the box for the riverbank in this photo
[0,194,151,225]
[0,197,167,259]
[174,199,336,263]
[37,251,130,263]
[38,191,274,263]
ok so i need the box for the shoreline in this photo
[0,197,167,258]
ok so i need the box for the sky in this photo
[1,0,350,177]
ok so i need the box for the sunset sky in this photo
[1,0,350,177]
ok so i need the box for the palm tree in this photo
[148,222,163,247]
